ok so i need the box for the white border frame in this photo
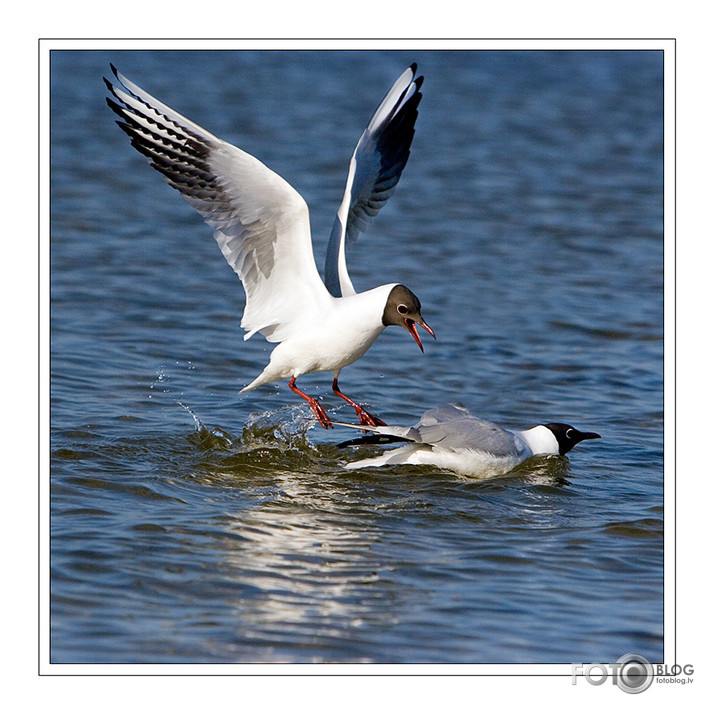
[39,37,675,678]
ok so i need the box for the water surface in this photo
[50,49,664,664]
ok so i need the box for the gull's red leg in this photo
[332,377,387,427]
[289,377,333,429]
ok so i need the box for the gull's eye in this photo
[397,304,409,315]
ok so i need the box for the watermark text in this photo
[572,653,693,693]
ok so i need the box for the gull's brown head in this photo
[382,284,436,352]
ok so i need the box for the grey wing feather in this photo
[414,405,525,458]
[324,64,423,297]
[337,404,527,459]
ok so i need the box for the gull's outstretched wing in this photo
[105,65,330,343]
[324,64,423,297]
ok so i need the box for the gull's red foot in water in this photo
[288,377,333,429]
[331,378,387,427]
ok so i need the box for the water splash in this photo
[180,402,235,450]
[148,365,169,400]
[241,405,321,453]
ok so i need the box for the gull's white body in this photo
[242,283,398,390]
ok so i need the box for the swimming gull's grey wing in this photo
[324,64,423,298]
[336,404,528,458]
[105,65,331,343]
[413,405,527,458]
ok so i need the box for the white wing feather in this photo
[105,65,330,343]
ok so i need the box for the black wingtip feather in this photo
[105,95,123,116]
[337,434,409,448]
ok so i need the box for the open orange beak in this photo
[404,317,436,353]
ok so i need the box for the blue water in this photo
[50,49,663,664]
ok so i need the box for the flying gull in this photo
[105,63,434,428]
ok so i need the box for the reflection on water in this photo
[50,48,663,664]
[218,506,387,662]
